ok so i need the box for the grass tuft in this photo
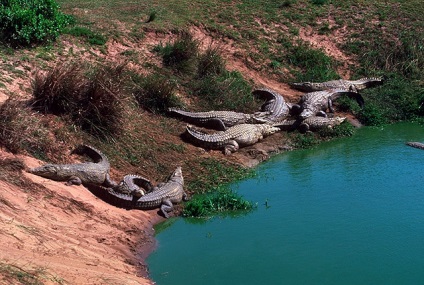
[0,99,51,155]
[31,62,127,139]
[183,187,256,218]
[131,72,183,113]
[156,31,199,74]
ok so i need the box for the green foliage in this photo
[357,103,387,126]
[131,72,183,113]
[197,45,226,78]
[183,187,256,218]
[311,0,327,5]
[318,121,356,138]
[0,0,72,46]
[186,158,253,195]
[156,31,199,74]
[286,40,339,82]
[146,10,157,23]
[292,132,319,149]
[64,26,107,45]
[191,71,256,112]
[31,62,127,139]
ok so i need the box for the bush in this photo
[0,99,51,155]
[131,73,182,113]
[0,0,72,46]
[156,31,199,74]
[191,71,256,112]
[64,26,107,45]
[197,45,226,78]
[182,187,255,218]
[31,62,126,139]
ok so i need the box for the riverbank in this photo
[0,125,298,284]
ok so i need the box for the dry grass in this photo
[31,62,128,140]
[0,99,51,155]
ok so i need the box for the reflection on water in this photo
[147,123,424,285]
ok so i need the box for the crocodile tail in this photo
[186,125,224,149]
[252,88,282,101]
[71,144,106,163]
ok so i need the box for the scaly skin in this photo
[112,174,153,198]
[289,76,386,92]
[295,87,363,119]
[271,116,346,133]
[186,123,280,155]
[88,167,187,218]
[29,145,117,187]
[406,142,424,150]
[168,108,268,130]
[252,88,291,121]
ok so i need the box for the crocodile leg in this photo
[160,199,174,218]
[65,176,83,186]
[224,140,239,155]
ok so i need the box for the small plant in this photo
[311,0,327,5]
[190,71,256,112]
[132,72,182,113]
[183,187,256,218]
[197,45,226,78]
[146,10,157,23]
[292,132,319,149]
[0,0,73,46]
[64,26,107,45]
[318,121,356,138]
[156,31,199,74]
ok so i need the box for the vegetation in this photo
[0,0,423,219]
[0,0,72,46]
[183,187,256,218]
[0,98,52,156]
[31,62,127,139]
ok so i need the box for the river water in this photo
[147,122,424,285]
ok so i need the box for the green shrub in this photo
[132,73,182,113]
[286,40,339,82]
[197,45,226,78]
[183,187,255,218]
[318,121,356,138]
[64,26,107,45]
[31,62,126,139]
[0,0,72,46]
[191,71,256,112]
[156,31,199,74]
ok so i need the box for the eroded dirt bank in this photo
[0,129,296,284]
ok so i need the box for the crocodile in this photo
[272,116,346,133]
[289,76,386,92]
[186,123,280,155]
[28,144,117,187]
[252,88,292,121]
[294,87,364,119]
[112,174,153,198]
[88,167,187,218]
[406,142,424,150]
[168,108,269,130]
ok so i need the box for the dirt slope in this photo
[0,21,354,284]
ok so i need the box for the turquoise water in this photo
[147,123,424,285]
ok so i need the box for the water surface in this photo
[148,123,424,285]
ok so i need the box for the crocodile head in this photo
[262,124,280,135]
[29,164,62,179]
[168,166,184,185]
[299,109,314,120]
[289,82,315,92]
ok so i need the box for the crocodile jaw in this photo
[29,164,61,179]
